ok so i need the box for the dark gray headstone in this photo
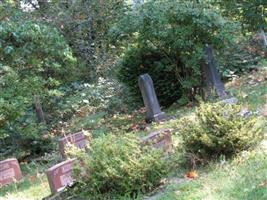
[204,45,227,99]
[138,74,166,122]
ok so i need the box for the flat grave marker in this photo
[0,158,22,186]
[141,129,172,152]
[59,131,88,158]
[46,158,76,194]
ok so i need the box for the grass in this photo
[0,63,266,200]
[226,61,267,110]
[156,145,267,200]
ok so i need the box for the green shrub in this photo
[68,134,169,197]
[178,102,263,159]
[55,78,130,121]
[114,1,239,106]
[117,46,182,107]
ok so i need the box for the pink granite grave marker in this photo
[141,129,172,152]
[0,158,22,186]
[59,131,88,158]
[46,159,76,194]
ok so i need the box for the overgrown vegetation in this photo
[0,0,266,200]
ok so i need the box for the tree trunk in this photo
[34,95,46,123]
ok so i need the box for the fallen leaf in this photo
[185,170,198,179]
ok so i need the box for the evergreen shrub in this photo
[178,102,263,159]
[68,134,169,197]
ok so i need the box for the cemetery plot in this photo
[141,129,172,152]
[46,158,76,194]
[0,158,22,187]
[59,131,88,158]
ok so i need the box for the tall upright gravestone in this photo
[203,45,227,99]
[138,74,166,122]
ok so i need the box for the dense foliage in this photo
[68,134,169,197]
[178,102,263,160]
[217,0,266,33]
[217,37,266,78]
[114,1,239,106]
[0,18,78,157]
[31,0,126,80]
[55,78,130,125]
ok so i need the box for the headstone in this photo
[0,158,22,186]
[141,129,172,152]
[203,45,227,99]
[46,159,76,194]
[59,131,88,158]
[138,74,166,122]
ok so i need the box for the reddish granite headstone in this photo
[59,131,88,158]
[0,158,22,186]
[46,159,76,194]
[141,129,172,152]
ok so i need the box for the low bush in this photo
[68,134,169,197]
[178,102,263,160]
